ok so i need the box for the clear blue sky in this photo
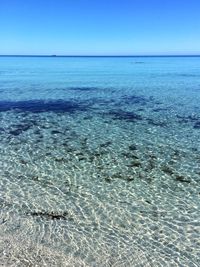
[0,0,199,55]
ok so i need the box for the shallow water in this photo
[0,56,200,266]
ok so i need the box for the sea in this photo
[0,56,200,266]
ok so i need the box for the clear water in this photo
[0,56,200,266]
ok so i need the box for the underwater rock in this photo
[126,175,134,182]
[51,130,62,134]
[83,115,93,120]
[152,108,168,112]
[108,172,135,182]
[80,137,88,146]
[131,154,140,160]
[93,152,101,157]
[0,127,5,133]
[87,155,97,162]
[19,159,28,165]
[147,118,167,127]
[105,176,112,183]
[138,171,146,179]
[55,157,66,162]
[127,160,142,167]
[9,123,32,136]
[28,211,68,220]
[99,141,112,148]
[194,122,200,129]
[161,165,174,175]
[62,144,76,153]
[121,95,148,105]
[34,129,41,135]
[122,152,139,159]
[146,158,156,171]
[93,150,109,157]
[108,109,143,122]
[31,176,39,181]
[121,152,132,158]
[0,218,7,225]
[22,118,39,126]
[129,144,137,151]
[177,115,200,124]
[75,151,84,156]
[149,157,156,167]
[175,175,191,183]
[78,156,86,161]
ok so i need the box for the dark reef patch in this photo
[194,122,200,129]
[99,141,112,148]
[177,73,199,77]
[121,95,148,106]
[161,165,174,175]
[51,130,63,134]
[152,108,169,112]
[177,115,200,123]
[0,100,91,113]
[28,211,69,220]
[0,127,5,133]
[175,175,191,183]
[106,109,143,122]
[177,114,200,129]
[129,144,137,151]
[127,160,142,167]
[9,123,32,136]
[147,118,167,127]
[66,87,99,92]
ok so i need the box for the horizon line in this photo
[0,54,200,58]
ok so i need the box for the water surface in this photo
[0,56,200,266]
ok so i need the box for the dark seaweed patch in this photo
[194,122,200,129]
[19,159,28,165]
[107,109,143,122]
[107,172,134,182]
[21,118,39,126]
[177,115,200,123]
[122,152,139,159]
[127,160,142,167]
[9,123,32,136]
[0,100,91,113]
[99,141,112,148]
[152,108,168,112]
[161,165,174,175]
[51,130,63,134]
[129,144,137,151]
[0,127,5,133]
[121,95,148,106]
[175,175,191,183]
[147,118,167,127]
[83,115,93,120]
[176,115,200,128]
[28,211,68,220]
[34,129,41,135]
[178,73,199,77]
[67,87,99,91]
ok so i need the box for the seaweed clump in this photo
[28,211,69,220]
[107,109,143,122]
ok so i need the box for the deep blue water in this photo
[0,56,200,266]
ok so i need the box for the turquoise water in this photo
[0,56,200,266]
